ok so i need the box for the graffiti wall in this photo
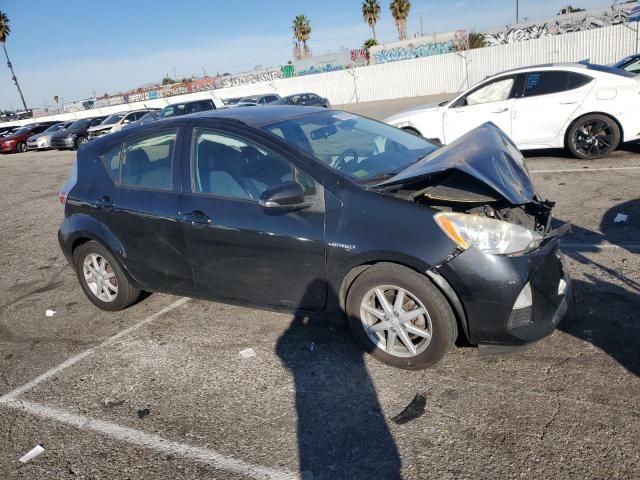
[214,70,281,88]
[483,2,640,46]
[369,32,459,65]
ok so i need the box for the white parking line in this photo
[0,297,190,402]
[530,166,640,174]
[0,398,297,480]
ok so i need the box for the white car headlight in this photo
[435,212,542,255]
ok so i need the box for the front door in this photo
[180,126,327,311]
[444,75,518,143]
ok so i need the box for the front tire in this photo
[567,114,620,160]
[346,263,457,370]
[73,241,141,311]
[75,136,88,149]
[17,142,27,153]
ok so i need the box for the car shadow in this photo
[556,198,640,376]
[275,279,402,480]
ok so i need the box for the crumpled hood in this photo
[376,123,537,205]
[88,125,113,132]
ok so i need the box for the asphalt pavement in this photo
[0,98,638,480]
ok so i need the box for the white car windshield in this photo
[101,114,125,125]
[263,111,438,181]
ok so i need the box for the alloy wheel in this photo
[360,285,433,358]
[83,253,118,302]
[18,143,27,153]
[572,119,616,158]
[77,137,88,146]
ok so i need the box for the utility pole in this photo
[420,15,424,36]
[516,0,519,24]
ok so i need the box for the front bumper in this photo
[27,139,50,150]
[1,142,17,153]
[437,236,571,346]
[51,136,75,150]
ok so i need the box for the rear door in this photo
[443,75,518,143]
[93,126,193,294]
[511,71,593,147]
[179,124,327,311]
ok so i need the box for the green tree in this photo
[162,76,175,85]
[0,11,28,112]
[293,15,312,59]
[362,0,381,41]
[389,0,411,41]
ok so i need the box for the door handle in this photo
[490,107,509,113]
[95,196,115,210]
[182,210,212,228]
[559,100,578,105]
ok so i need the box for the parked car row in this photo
[2,91,329,154]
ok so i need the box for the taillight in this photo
[59,160,78,206]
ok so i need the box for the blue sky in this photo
[0,0,613,111]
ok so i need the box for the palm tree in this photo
[363,38,378,65]
[0,11,28,113]
[292,15,312,59]
[362,0,381,41]
[389,0,411,41]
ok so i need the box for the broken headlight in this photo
[434,212,542,255]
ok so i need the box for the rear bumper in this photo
[437,234,571,346]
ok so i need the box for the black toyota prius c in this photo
[58,106,571,369]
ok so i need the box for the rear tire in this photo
[73,241,141,311]
[566,114,620,160]
[346,263,457,370]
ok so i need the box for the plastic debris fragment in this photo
[19,444,45,464]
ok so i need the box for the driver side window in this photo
[192,129,314,201]
[461,77,515,106]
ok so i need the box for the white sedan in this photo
[385,63,640,159]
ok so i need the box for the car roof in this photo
[189,105,327,127]
[165,99,213,107]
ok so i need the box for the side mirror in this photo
[259,182,308,209]
[122,119,130,124]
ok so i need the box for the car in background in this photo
[239,93,281,105]
[27,121,74,150]
[50,116,107,150]
[230,101,259,108]
[156,98,224,121]
[58,107,570,370]
[88,109,155,140]
[276,93,330,108]
[385,63,640,160]
[0,126,19,138]
[1,123,53,153]
[612,54,640,74]
[222,97,243,106]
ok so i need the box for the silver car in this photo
[27,122,74,151]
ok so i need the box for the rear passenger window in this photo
[120,130,176,190]
[192,129,298,200]
[522,72,571,97]
[100,143,122,181]
[568,73,593,90]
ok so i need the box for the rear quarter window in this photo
[522,71,571,97]
[100,143,122,181]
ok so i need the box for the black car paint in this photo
[59,107,569,347]
[50,117,107,149]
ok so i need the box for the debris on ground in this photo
[614,213,628,223]
[19,444,45,464]
[391,393,427,425]
[239,348,256,359]
[45,309,56,317]
[102,398,125,408]
[137,408,150,419]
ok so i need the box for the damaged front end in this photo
[376,122,568,251]
[376,123,572,346]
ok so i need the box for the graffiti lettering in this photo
[373,41,455,64]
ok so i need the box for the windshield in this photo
[12,128,29,136]
[138,111,158,123]
[159,105,186,118]
[101,114,125,125]
[68,119,91,130]
[263,111,438,181]
[44,124,64,133]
